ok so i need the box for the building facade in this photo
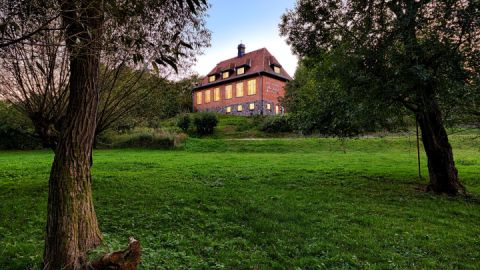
[192,44,292,116]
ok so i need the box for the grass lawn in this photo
[0,136,479,269]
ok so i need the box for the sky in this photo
[192,0,298,78]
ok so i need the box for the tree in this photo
[132,75,198,122]
[0,25,69,148]
[0,0,210,268]
[280,0,480,195]
[0,4,59,48]
[0,18,194,149]
[282,55,408,137]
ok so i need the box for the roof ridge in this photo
[216,47,270,65]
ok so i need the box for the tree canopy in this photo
[280,0,479,113]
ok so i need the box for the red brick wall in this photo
[193,75,287,114]
[193,77,262,111]
[262,76,286,110]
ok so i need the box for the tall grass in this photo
[100,127,187,149]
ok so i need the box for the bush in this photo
[115,133,174,149]
[176,114,191,132]
[112,118,137,133]
[193,112,218,135]
[0,102,41,149]
[104,128,187,149]
[260,116,293,133]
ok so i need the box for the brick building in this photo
[192,44,292,116]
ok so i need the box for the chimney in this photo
[237,43,245,57]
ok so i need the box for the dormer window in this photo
[274,66,281,74]
[237,67,245,75]
[222,71,230,79]
[208,75,216,82]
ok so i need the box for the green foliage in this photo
[132,75,196,121]
[193,112,218,135]
[443,76,480,128]
[114,133,174,149]
[1,135,479,269]
[260,115,293,133]
[99,127,187,149]
[283,55,408,136]
[0,102,40,150]
[111,117,137,133]
[176,113,191,132]
[162,113,301,139]
[280,0,479,130]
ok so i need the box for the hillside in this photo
[161,113,299,139]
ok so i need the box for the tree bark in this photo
[416,100,465,195]
[43,1,104,269]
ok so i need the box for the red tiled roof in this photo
[196,48,292,88]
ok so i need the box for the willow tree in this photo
[0,36,154,149]
[280,0,479,195]
[0,0,209,268]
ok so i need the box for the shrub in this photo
[112,118,136,133]
[0,123,40,149]
[0,102,41,149]
[193,112,218,135]
[260,116,293,133]
[114,133,174,149]
[108,128,187,149]
[176,114,191,132]
[147,117,162,129]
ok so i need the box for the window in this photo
[249,103,255,110]
[223,71,229,79]
[226,106,232,113]
[208,75,216,82]
[275,105,280,115]
[274,66,281,74]
[237,67,245,75]
[236,82,244,97]
[237,104,243,112]
[214,88,220,101]
[225,85,233,99]
[205,89,211,103]
[196,91,202,105]
[247,79,256,95]
[266,103,271,110]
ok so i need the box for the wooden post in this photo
[416,116,422,180]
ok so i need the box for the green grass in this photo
[0,136,479,269]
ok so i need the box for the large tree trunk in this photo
[43,1,103,269]
[416,100,465,195]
